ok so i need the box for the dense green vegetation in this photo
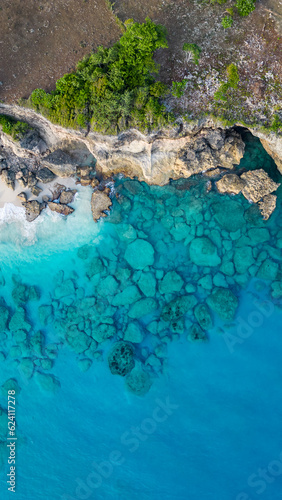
[235,0,256,16]
[214,63,239,101]
[211,0,256,17]
[27,18,173,134]
[0,115,30,139]
[221,15,233,28]
[183,43,202,65]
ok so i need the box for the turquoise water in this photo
[0,134,282,499]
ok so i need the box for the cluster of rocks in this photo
[0,176,282,396]
[215,169,280,220]
[22,181,77,222]
[0,280,61,393]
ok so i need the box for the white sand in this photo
[0,176,79,208]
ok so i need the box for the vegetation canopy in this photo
[28,18,173,134]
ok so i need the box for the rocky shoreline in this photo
[0,103,281,222]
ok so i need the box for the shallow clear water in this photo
[0,135,282,500]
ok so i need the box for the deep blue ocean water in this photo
[0,133,282,500]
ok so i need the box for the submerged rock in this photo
[91,189,112,222]
[124,239,154,270]
[124,322,144,343]
[112,285,141,306]
[161,295,197,322]
[188,323,208,342]
[125,368,152,396]
[212,200,245,232]
[256,259,278,281]
[66,328,91,354]
[241,169,279,203]
[137,272,156,297]
[128,298,158,319]
[189,237,221,267]
[159,271,184,294]
[207,287,238,321]
[194,303,213,330]
[234,246,254,274]
[9,307,31,332]
[34,372,60,393]
[0,305,9,331]
[92,323,116,343]
[108,341,135,376]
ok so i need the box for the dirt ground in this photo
[0,0,282,126]
[0,0,121,102]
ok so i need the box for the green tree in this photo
[28,18,171,133]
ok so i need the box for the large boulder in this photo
[216,174,245,195]
[48,202,74,216]
[207,287,238,321]
[91,189,112,222]
[23,200,43,222]
[241,169,279,203]
[189,237,221,267]
[59,189,77,204]
[124,239,154,270]
[36,167,56,183]
[108,341,135,376]
[258,194,277,220]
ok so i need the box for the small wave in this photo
[0,203,40,246]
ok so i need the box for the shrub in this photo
[235,0,256,16]
[270,114,282,133]
[221,16,233,28]
[0,115,30,139]
[183,43,202,65]
[226,63,239,88]
[214,64,239,101]
[172,80,187,98]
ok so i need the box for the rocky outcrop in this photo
[22,200,43,222]
[240,169,280,203]
[216,173,246,195]
[258,194,277,220]
[0,103,245,186]
[48,202,74,216]
[0,103,282,222]
[59,189,77,204]
[216,169,280,220]
[91,189,112,222]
